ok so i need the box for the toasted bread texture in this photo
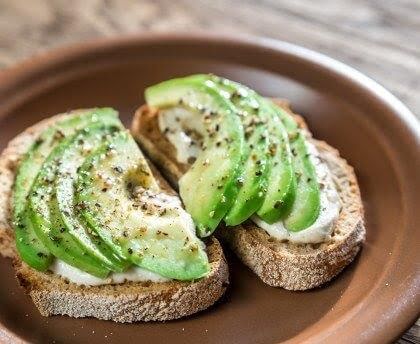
[131,101,366,291]
[0,110,228,322]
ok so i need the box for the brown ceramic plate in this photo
[0,33,418,344]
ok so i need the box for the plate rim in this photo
[0,32,418,344]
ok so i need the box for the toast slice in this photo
[131,101,366,291]
[0,111,228,322]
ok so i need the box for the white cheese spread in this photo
[50,260,169,286]
[158,107,205,164]
[159,106,341,244]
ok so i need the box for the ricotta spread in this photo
[50,260,169,286]
[158,107,204,164]
[159,106,341,244]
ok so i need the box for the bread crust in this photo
[131,102,366,291]
[0,110,228,322]
[13,236,227,322]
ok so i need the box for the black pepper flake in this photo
[269,143,277,156]
[102,187,108,192]
[51,236,61,243]
[53,130,65,141]
[187,156,196,164]
[113,166,123,174]
[274,200,283,209]
[35,138,44,146]
[255,170,262,176]
[75,201,87,211]
[128,248,133,254]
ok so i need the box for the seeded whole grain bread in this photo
[131,101,366,291]
[0,110,229,322]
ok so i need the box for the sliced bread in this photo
[0,111,229,322]
[131,101,366,291]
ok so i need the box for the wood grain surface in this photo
[0,0,418,343]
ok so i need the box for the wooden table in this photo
[0,0,418,342]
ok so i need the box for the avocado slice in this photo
[13,108,119,271]
[207,76,296,224]
[15,212,51,271]
[272,105,321,231]
[255,98,297,223]
[76,130,210,280]
[28,116,123,278]
[205,77,271,226]
[54,123,129,272]
[145,76,246,237]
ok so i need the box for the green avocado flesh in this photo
[76,131,209,280]
[146,76,246,237]
[13,108,119,271]
[28,114,123,277]
[209,76,296,225]
[145,74,321,233]
[14,108,208,280]
[53,124,128,272]
[271,106,321,231]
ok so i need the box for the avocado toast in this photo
[132,74,366,290]
[0,109,228,322]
